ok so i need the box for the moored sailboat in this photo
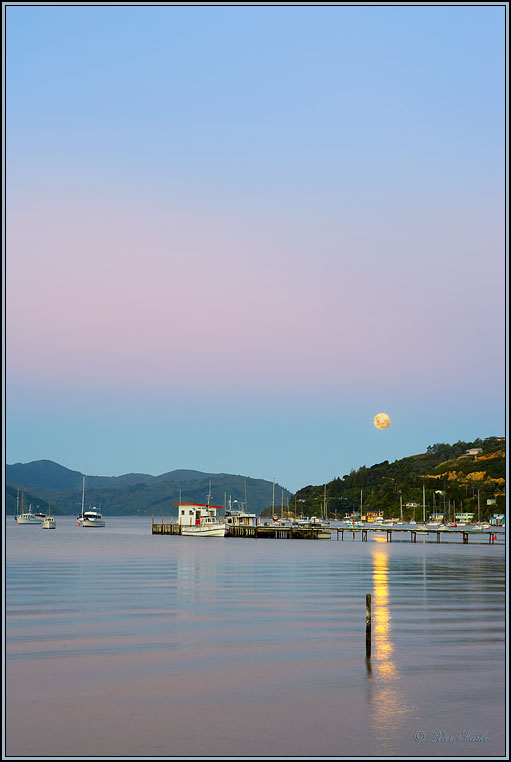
[16,491,44,524]
[77,476,105,527]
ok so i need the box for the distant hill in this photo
[7,438,505,520]
[7,459,84,491]
[5,461,291,517]
[283,437,506,521]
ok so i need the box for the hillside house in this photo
[455,512,475,524]
[363,510,384,522]
[429,512,444,522]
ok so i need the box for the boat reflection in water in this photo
[366,541,415,749]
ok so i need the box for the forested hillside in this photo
[6,461,291,517]
[283,437,506,521]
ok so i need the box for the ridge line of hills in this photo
[6,436,506,519]
[5,461,291,517]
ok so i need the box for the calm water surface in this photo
[5,517,507,758]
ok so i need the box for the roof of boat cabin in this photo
[174,502,224,509]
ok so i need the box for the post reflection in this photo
[366,543,414,748]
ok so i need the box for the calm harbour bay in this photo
[5,517,507,758]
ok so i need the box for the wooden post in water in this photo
[366,593,372,657]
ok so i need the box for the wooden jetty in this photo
[152,518,502,544]
[334,526,500,544]
[152,517,331,539]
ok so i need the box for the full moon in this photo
[374,412,390,430]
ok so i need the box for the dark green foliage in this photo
[292,438,506,521]
[5,463,291,517]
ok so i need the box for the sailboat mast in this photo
[81,476,85,516]
[272,478,275,514]
[422,480,426,523]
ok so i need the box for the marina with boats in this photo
[152,477,504,543]
[152,514,504,543]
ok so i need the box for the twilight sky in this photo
[5,4,506,493]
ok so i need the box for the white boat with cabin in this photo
[224,498,257,535]
[78,509,105,527]
[42,515,56,529]
[309,515,331,528]
[17,507,44,525]
[344,519,364,528]
[177,497,225,537]
[42,503,56,529]
[77,477,105,527]
[16,491,44,524]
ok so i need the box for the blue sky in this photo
[5,4,507,492]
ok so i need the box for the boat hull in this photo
[78,518,105,527]
[16,514,43,525]
[42,517,56,529]
[181,523,225,537]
